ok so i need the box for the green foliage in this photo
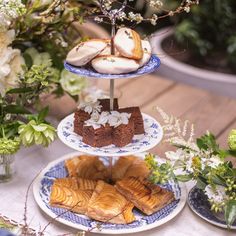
[0,137,21,155]
[168,0,236,69]
[18,119,56,147]
[225,200,236,228]
[228,129,236,151]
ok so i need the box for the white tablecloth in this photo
[0,139,234,236]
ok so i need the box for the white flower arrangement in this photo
[108,111,131,128]
[84,111,110,129]
[78,101,102,115]
[145,107,236,227]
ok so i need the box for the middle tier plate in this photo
[57,113,163,157]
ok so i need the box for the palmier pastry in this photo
[114,28,143,60]
[138,40,152,67]
[91,55,139,74]
[66,39,107,66]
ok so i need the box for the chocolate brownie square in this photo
[112,120,134,147]
[118,107,144,135]
[82,124,113,147]
[98,98,119,112]
[74,109,91,135]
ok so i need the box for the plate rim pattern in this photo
[64,55,161,80]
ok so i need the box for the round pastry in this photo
[91,55,139,74]
[114,28,143,60]
[66,39,108,66]
[138,40,152,68]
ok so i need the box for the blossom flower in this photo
[0,30,25,96]
[108,111,131,128]
[60,69,87,96]
[204,185,227,204]
[0,0,26,32]
[78,101,102,114]
[228,129,236,150]
[85,112,110,129]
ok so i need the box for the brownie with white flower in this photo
[118,107,144,135]
[82,112,113,147]
[98,98,119,112]
[109,111,134,147]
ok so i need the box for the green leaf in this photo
[37,106,49,122]
[225,200,236,228]
[176,174,192,182]
[7,87,33,94]
[196,176,207,189]
[211,175,226,186]
[4,105,31,114]
[228,150,236,158]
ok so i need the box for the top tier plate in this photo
[64,55,160,79]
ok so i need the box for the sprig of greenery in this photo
[146,108,236,227]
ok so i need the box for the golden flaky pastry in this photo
[50,184,93,214]
[116,177,175,215]
[65,155,109,180]
[87,180,135,224]
[112,155,150,182]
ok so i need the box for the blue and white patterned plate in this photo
[33,152,187,234]
[57,113,163,157]
[64,55,161,79]
[188,186,236,229]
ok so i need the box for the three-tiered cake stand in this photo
[33,15,186,234]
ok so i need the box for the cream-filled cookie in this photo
[138,40,152,67]
[66,39,108,66]
[114,28,143,60]
[91,55,139,74]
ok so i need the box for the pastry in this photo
[66,39,108,66]
[116,177,175,215]
[50,184,93,214]
[119,107,144,134]
[98,40,120,56]
[87,180,136,224]
[65,155,108,180]
[112,156,150,181]
[114,28,143,60]
[91,55,139,74]
[54,177,97,190]
[138,40,152,67]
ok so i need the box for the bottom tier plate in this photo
[33,152,187,234]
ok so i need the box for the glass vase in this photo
[0,154,15,183]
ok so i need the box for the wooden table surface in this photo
[97,74,236,164]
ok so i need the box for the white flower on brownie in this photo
[204,185,227,204]
[84,112,110,129]
[78,101,102,114]
[108,111,131,128]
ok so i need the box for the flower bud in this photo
[228,129,236,150]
